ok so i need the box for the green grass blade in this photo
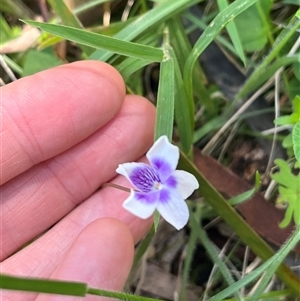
[184,12,238,56]
[239,54,300,95]
[217,0,246,65]
[89,0,203,61]
[179,206,198,300]
[193,116,226,143]
[22,20,163,62]
[0,0,33,19]
[154,49,175,140]
[153,30,175,231]
[208,227,300,300]
[190,209,242,301]
[183,0,259,124]
[1,54,23,75]
[117,57,152,80]
[168,17,211,111]
[73,0,109,15]
[0,12,13,41]
[0,274,87,296]
[178,151,300,295]
[173,60,193,155]
[46,0,94,55]
[237,9,300,99]
[168,16,212,154]
[0,273,165,300]
[47,0,83,28]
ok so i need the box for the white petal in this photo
[116,162,152,190]
[116,162,142,179]
[157,189,189,230]
[122,190,158,219]
[146,136,179,181]
[171,170,199,199]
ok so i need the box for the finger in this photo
[1,60,125,185]
[1,170,153,283]
[1,219,135,301]
[1,95,155,260]
[35,218,134,301]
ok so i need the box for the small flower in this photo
[116,136,199,230]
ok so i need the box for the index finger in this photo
[1,61,125,185]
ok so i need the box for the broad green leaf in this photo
[238,10,300,99]
[293,95,300,118]
[234,0,272,52]
[22,21,163,62]
[293,62,300,80]
[283,134,293,150]
[275,116,298,126]
[275,95,300,126]
[22,49,63,76]
[293,121,300,163]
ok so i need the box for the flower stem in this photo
[102,183,131,193]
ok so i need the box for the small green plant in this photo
[271,95,300,228]
[271,159,300,227]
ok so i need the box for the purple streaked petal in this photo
[157,188,189,230]
[122,190,158,219]
[146,136,179,181]
[172,170,199,199]
[116,162,160,192]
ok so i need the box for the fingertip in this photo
[2,61,126,184]
[43,218,134,295]
[54,60,126,98]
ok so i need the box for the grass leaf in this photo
[184,0,259,127]
[217,0,246,65]
[89,0,203,61]
[21,20,164,62]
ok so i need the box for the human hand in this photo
[0,61,156,300]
